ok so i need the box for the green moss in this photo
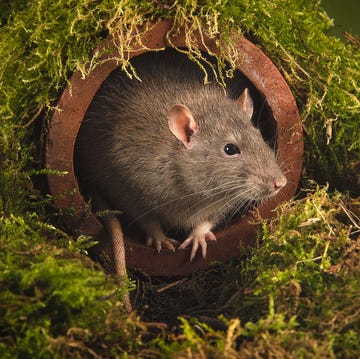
[0,213,140,358]
[143,186,359,358]
[241,186,360,357]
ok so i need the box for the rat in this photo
[74,49,287,263]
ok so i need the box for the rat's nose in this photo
[274,175,287,190]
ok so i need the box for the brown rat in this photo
[75,49,287,262]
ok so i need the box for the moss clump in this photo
[140,186,359,358]
[0,212,141,358]
[3,187,358,358]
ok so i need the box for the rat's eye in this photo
[223,143,240,156]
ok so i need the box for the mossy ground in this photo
[0,0,359,357]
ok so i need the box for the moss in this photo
[0,0,359,357]
[0,212,141,358]
[140,186,359,358]
[244,187,360,358]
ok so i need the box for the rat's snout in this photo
[274,175,287,190]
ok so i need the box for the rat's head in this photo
[167,88,287,207]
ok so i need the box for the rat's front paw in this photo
[147,236,179,253]
[179,231,216,261]
[143,221,179,253]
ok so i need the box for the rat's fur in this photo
[75,49,286,259]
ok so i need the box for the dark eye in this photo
[223,143,240,156]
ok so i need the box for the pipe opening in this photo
[73,48,278,245]
[46,23,303,275]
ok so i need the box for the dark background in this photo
[322,0,360,37]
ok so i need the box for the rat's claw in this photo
[191,235,208,262]
[162,238,179,252]
[147,236,179,253]
[179,230,216,262]
[178,236,194,251]
[189,237,199,262]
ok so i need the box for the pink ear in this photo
[167,104,198,148]
[236,88,253,121]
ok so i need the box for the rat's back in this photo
[74,50,209,222]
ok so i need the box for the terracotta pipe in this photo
[46,20,303,276]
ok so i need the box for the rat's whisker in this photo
[129,179,247,224]
[188,187,255,223]
[183,182,250,214]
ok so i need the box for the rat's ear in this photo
[167,104,198,148]
[236,88,253,121]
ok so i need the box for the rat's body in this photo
[75,50,287,261]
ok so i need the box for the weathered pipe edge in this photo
[46,20,303,276]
